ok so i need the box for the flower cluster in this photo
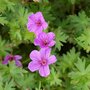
[2,12,56,77]
[27,12,57,77]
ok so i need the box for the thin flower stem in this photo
[72,4,75,14]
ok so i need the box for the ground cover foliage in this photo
[0,0,90,90]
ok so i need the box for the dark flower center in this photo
[9,56,14,61]
[41,59,47,65]
[44,40,48,45]
[36,20,42,26]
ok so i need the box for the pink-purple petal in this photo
[35,12,44,21]
[2,55,10,64]
[45,48,51,58]
[48,55,57,65]
[28,24,37,32]
[30,50,41,61]
[34,33,46,47]
[27,18,34,25]
[14,55,22,60]
[42,22,48,29]
[28,13,35,21]
[48,40,56,47]
[28,61,40,72]
[40,48,51,58]
[47,32,55,41]
[35,12,48,27]
[15,60,22,67]
[34,38,39,46]
[39,65,50,77]
[38,32,47,40]
[35,26,43,36]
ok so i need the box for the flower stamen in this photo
[36,20,42,26]
[40,59,47,65]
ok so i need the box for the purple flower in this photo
[28,48,57,77]
[27,12,48,36]
[34,32,56,48]
[2,54,22,67]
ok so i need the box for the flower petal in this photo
[35,12,44,21]
[47,32,55,41]
[30,50,41,61]
[35,12,48,30]
[35,26,43,36]
[28,61,40,72]
[14,55,22,60]
[28,13,35,21]
[27,14,36,31]
[34,38,40,46]
[38,32,47,40]
[28,18,34,25]
[27,23,37,32]
[39,65,50,77]
[42,22,48,30]
[48,40,56,47]
[48,55,57,65]
[40,48,51,58]
[2,55,10,64]
[15,60,22,67]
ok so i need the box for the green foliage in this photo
[62,11,90,37]
[0,0,15,13]
[0,61,35,90]
[0,37,11,56]
[46,67,62,86]
[69,58,90,90]
[0,80,15,90]
[60,47,80,73]
[24,31,35,42]
[0,16,8,25]
[68,11,90,31]
[7,5,34,45]
[0,0,90,90]
[17,74,35,89]
[76,28,90,53]
[55,27,68,50]
[17,6,29,26]
[4,80,15,90]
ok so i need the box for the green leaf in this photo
[64,11,90,37]
[69,58,90,90]
[46,67,62,86]
[55,27,68,50]
[60,47,80,73]
[76,28,90,53]
[69,11,90,30]
[0,16,8,25]
[0,37,11,56]
[24,30,35,43]
[17,74,35,89]
[9,61,27,79]
[17,6,29,26]
[0,0,15,13]
[4,80,15,90]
